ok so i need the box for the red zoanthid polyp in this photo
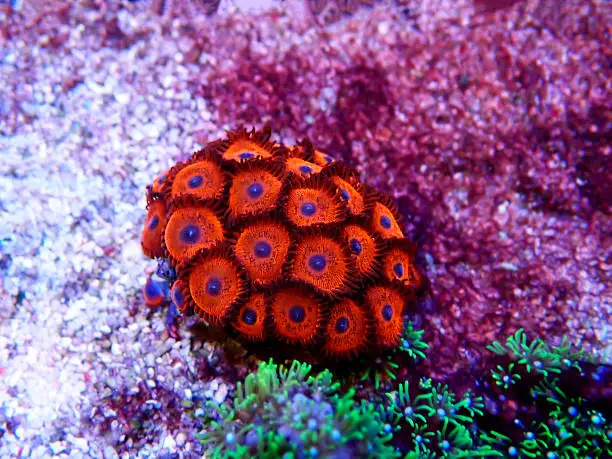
[141,126,424,360]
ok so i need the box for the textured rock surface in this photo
[0,0,609,456]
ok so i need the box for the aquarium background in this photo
[0,0,610,457]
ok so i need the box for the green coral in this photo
[359,320,429,390]
[481,329,611,458]
[386,379,498,458]
[486,329,586,377]
[197,359,398,458]
[196,326,610,459]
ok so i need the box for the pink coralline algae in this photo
[185,0,611,378]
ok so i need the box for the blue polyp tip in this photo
[350,238,362,255]
[145,278,165,300]
[148,215,160,230]
[239,152,254,160]
[180,224,200,244]
[340,189,349,201]
[289,305,305,323]
[380,215,392,229]
[254,241,272,258]
[308,254,326,272]
[300,202,316,217]
[206,278,222,296]
[382,304,393,321]
[242,307,257,325]
[188,175,203,189]
[335,317,349,333]
[247,182,264,199]
[393,262,404,278]
[299,165,313,174]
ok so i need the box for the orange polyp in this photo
[151,170,169,194]
[382,240,422,290]
[322,162,366,217]
[220,127,277,161]
[331,176,365,216]
[143,277,167,308]
[223,139,274,161]
[141,126,424,360]
[167,158,225,203]
[364,284,407,349]
[371,200,404,239]
[227,160,284,222]
[230,292,268,342]
[269,284,325,345]
[163,205,225,268]
[170,279,190,314]
[285,157,322,177]
[284,178,346,228]
[142,199,168,258]
[288,139,315,162]
[313,150,335,166]
[323,299,370,359]
[343,224,382,281]
[286,231,353,297]
[184,248,248,326]
[232,218,291,285]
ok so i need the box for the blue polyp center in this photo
[299,165,313,174]
[335,317,349,334]
[382,304,393,321]
[324,155,334,163]
[180,224,200,244]
[254,241,272,258]
[380,215,392,229]
[188,175,203,188]
[300,202,316,217]
[145,279,163,299]
[350,238,362,255]
[148,215,160,230]
[247,182,264,199]
[340,189,349,201]
[308,255,326,272]
[289,305,305,323]
[206,278,222,296]
[242,307,257,325]
[172,288,184,306]
[158,175,166,184]
[393,263,404,278]
[239,152,254,160]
